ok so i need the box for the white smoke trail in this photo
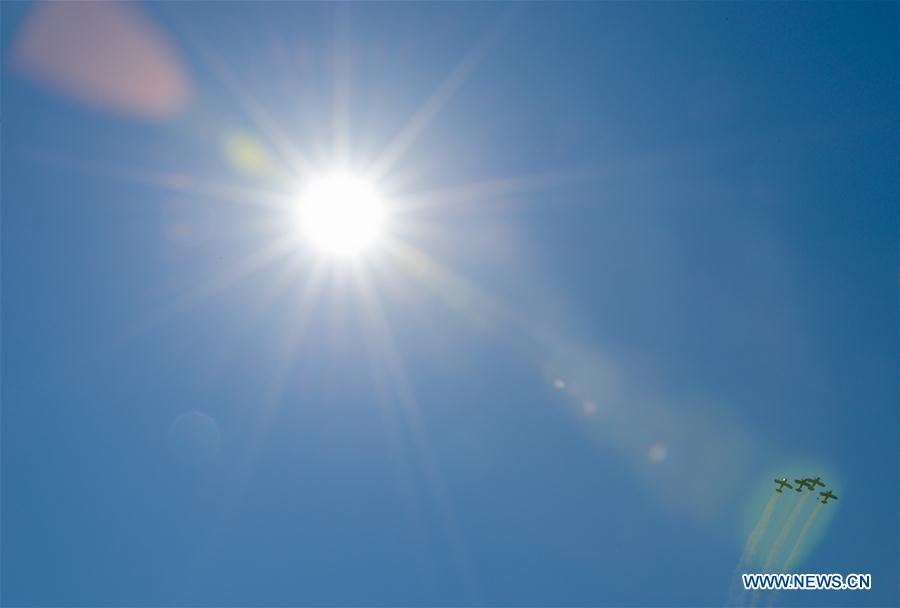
[763,502,825,607]
[747,491,811,607]
[762,491,811,572]
[726,492,781,606]
[781,501,824,573]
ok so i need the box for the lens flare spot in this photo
[224,132,270,174]
[648,442,668,463]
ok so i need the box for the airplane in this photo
[774,478,793,492]
[794,478,815,491]
[807,476,826,489]
[819,490,838,504]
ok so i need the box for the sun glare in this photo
[296,173,387,257]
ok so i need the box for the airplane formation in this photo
[773,476,838,504]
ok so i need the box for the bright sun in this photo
[295,173,387,257]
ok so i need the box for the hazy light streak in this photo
[389,165,614,214]
[383,239,512,331]
[193,261,328,572]
[369,21,505,181]
[351,266,432,579]
[29,151,291,211]
[168,15,311,175]
[120,234,302,343]
[350,266,481,602]
[385,130,737,217]
[253,262,328,424]
[196,254,318,387]
[331,4,352,164]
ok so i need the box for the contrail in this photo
[781,501,824,572]
[762,491,811,572]
[726,492,781,606]
[763,502,826,608]
[746,492,811,607]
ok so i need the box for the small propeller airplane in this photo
[819,490,838,504]
[794,478,816,491]
[774,478,793,492]
[806,476,826,489]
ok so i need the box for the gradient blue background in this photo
[3,2,897,606]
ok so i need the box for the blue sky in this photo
[2,2,897,606]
